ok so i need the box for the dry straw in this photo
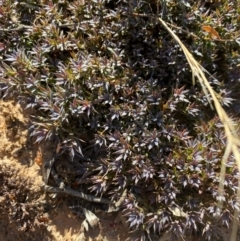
[158,17,240,240]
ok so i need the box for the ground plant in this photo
[0,0,240,240]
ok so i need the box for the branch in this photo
[43,184,113,205]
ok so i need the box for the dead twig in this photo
[43,184,113,205]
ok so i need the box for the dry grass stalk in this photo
[158,17,240,240]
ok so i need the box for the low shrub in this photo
[0,0,240,240]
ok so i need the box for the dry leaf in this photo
[202,25,221,39]
[35,149,43,166]
[168,206,187,217]
[82,219,89,231]
[81,207,99,228]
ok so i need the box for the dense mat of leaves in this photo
[0,0,240,240]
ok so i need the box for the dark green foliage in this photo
[0,0,240,240]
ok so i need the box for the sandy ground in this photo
[0,99,239,241]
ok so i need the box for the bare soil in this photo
[0,99,238,241]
